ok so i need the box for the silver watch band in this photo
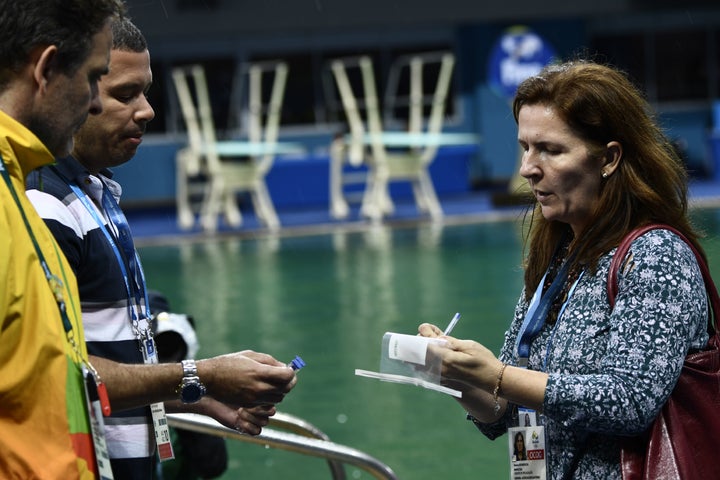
[181,359,198,377]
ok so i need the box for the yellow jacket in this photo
[0,109,96,479]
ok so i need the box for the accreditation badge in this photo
[82,365,114,480]
[508,425,547,480]
[139,332,175,461]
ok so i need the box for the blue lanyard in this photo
[100,184,149,316]
[67,179,150,327]
[515,252,576,367]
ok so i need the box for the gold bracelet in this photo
[492,363,507,416]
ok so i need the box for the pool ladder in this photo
[167,412,398,479]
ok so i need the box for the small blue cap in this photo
[289,356,306,371]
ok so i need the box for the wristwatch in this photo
[177,359,206,404]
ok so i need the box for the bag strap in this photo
[607,224,719,336]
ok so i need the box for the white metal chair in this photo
[328,52,457,221]
[173,61,289,232]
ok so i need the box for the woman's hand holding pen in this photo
[420,322,548,417]
[418,322,503,393]
[419,321,510,420]
[440,337,504,393]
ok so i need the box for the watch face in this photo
[181,382,203,403]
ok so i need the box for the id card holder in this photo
[140,332,175,462]
[508,409,547,480]
[83,365,114,480]
[140,332,159,365]
[518,406,540,427]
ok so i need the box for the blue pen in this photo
[443,312,461,336]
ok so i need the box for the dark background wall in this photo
[115,0,720,207]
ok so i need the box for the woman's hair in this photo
[512,60,704,295]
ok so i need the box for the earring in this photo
[602,171,609,179]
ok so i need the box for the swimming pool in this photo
[140,207,720,479]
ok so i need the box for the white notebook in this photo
[355,332,462,398]
[355,369,462,397]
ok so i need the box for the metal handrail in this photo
[269,411,333,440]
[166,413,398,480]
[269,412,345,479]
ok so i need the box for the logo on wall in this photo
[487,25,557,101]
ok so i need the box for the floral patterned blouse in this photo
[474,229,710,479]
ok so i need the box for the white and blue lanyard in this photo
[504,244,586,478]
[515,250,584,370]
[65,175,151,338]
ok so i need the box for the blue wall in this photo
[113,140,179,204]
[112,140,477,209]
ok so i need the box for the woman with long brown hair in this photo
[420,60,709,478]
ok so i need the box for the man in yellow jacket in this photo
[0,1,125,478]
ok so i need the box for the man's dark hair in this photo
[0,0,126,87]
[112,16,147,53]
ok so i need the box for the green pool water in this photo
[141,207,720,479]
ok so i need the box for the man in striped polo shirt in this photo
[27,16,297,479]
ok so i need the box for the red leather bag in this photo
[608,224,720,480]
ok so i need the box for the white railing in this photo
[166,412,398,480]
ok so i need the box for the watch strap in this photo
[181,359,198,377]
